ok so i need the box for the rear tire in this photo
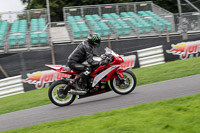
[110,69,136,95]
[48,80,76,107]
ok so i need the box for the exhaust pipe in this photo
[68,90,87,95]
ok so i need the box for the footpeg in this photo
[68,89,87,95]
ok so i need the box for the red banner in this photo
[23,70,70,89]
[167,40,200,59]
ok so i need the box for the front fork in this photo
[117,70,131,88]
[116,68,126,79]
[116,72,124,81]
[115,69,126,85]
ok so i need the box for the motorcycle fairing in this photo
[45,64,78,74]
[46,65,62,70]
[92,65,121,87]
[116,68,127,78]
[78,82,111,99]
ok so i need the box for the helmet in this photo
[88,33,101,47]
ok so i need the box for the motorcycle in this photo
[46,47,136,106]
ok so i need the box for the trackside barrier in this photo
[137,45,165,67]
[0,75,24,98]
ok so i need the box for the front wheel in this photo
[48,80,76,107]
[110,69,136,95]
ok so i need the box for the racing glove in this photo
[100,54,106,59]
[99,59,109,65]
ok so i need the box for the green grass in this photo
[3,93,200,133]
[0,87,51,115]
[134,57,200,86]
[0,57,200,115]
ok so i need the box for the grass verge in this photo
[0,57,200,115]
[3,93,200,133]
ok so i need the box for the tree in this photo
[21,0,178,22]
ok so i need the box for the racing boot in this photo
[74,77,84,90]
[69,77,87,95]
[74,67,91,90]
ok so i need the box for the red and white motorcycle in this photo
[46,47,136,106]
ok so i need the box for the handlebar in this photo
[100,54,113,64]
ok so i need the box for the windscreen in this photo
[105,47,119,57]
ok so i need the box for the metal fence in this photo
[175,12,200,33]
[0,9,50,53]
[63,1,200,42]
[63,1,156,19]
[63,1,176,42]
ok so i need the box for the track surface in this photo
[0,74,200,131]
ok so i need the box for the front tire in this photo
[111,69,136,95]
[48,80,76,107]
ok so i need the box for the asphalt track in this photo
[0,74,200,132]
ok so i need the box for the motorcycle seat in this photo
[62,66,71,71]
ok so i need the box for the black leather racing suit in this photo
[67,40,99,76]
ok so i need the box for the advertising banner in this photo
[123,51,140,68]
[164,40,200,62]
[22,70,70,92]
[121,55,136,69]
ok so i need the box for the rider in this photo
[67,33,108,90]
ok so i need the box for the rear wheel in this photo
[111,69,136,95]
[48,80,76,107]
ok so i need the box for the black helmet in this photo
[88,33,101,47]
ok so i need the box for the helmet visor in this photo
[94,39,100,47]
[94,42,100,47]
